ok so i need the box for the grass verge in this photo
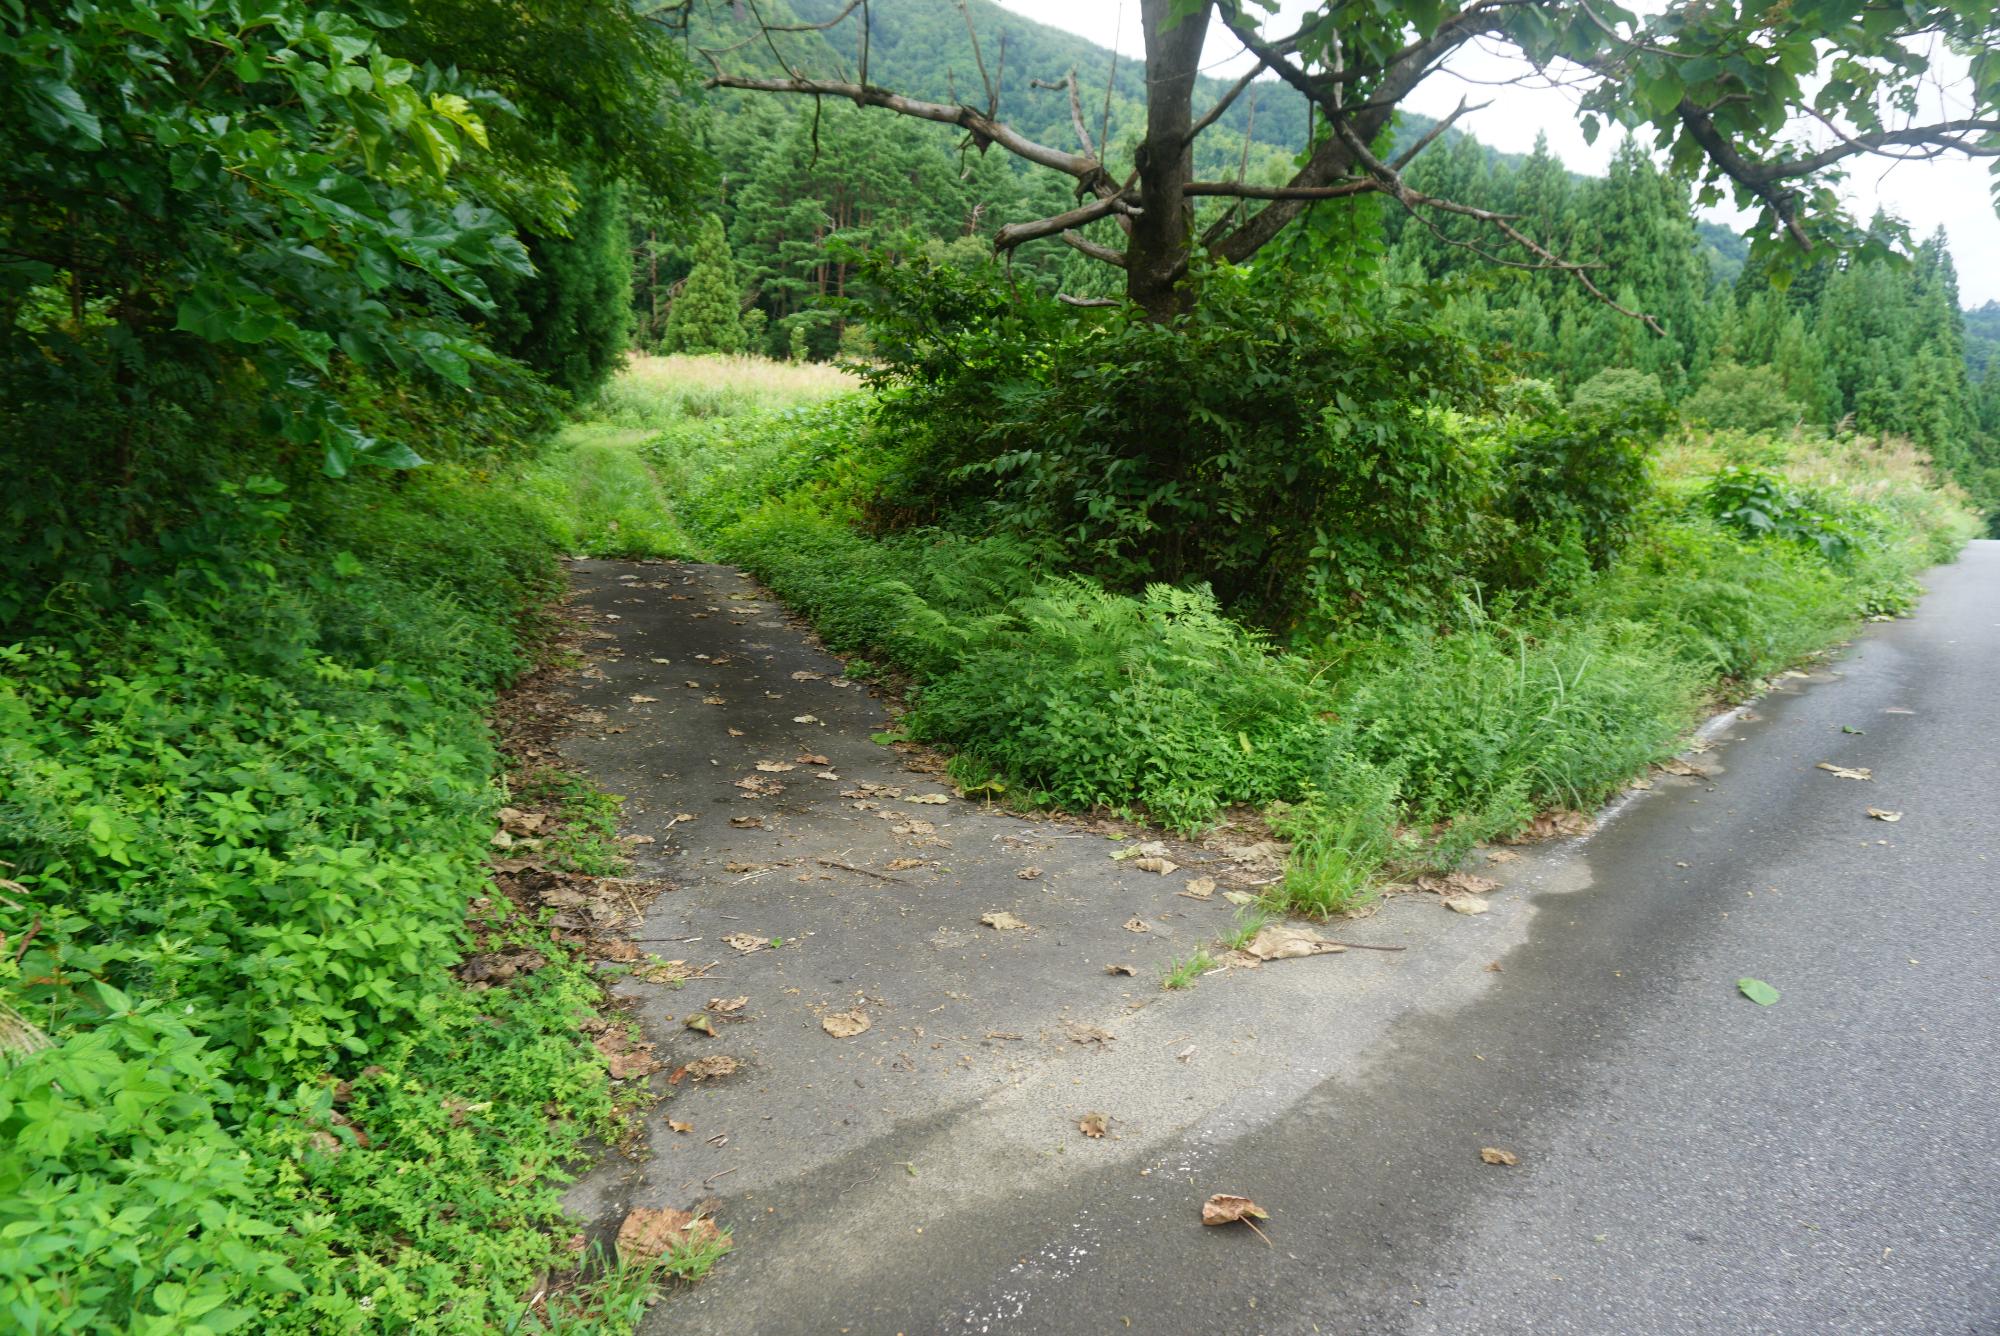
[0,461,682,1333]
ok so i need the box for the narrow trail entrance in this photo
[552,558,1523,1332]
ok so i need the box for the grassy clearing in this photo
[555,355,1976,919]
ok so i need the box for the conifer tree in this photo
[664,215,748,355]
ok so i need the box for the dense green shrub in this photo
[855,256,1490,629]
[0,469,617,1332]
[1684,360,1807,432]
[1700,465,1855,560]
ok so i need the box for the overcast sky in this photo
[994,1,1999,306]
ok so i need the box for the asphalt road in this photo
[569,542,1999,1336]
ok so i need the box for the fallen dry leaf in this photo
[980,911,1028,931]
[790,670,824,682]
[616,1208,725,1265]
[667,1120,694,1134]
[1132,857,1179,875]
[1200,1194,1271,1239]
[683,1055,739,1081]
[1222,890,1259,906]
[755,760,796,773]
[1479,1147,1519,1166]
[1123,917,1150,934]
[1416,871,1500,897]
[907,793,949,805]
[708,996,749,1014]
[1078,1112,1109,1139]
[1181,877,1217,899]
[593,1030,659,1080]
[792,714,820,725]
[797,753,830,765]
[1105,963,1137,976]
[1658,758,1706,777]
[1485,849,1521,864]
[702,696,726,706]
[885,858,927,871]
[1062,1021,1115,1046]
[1245,924,1347,961]
[734,775,784,796]
[1503,810,1594,844]
[1443,895,1491,916]
[821,1009,871,1038]
[684,1014,716,1037]
[727,727,744,737]
[722,932,770,954]
[1817,762,1872,780]
[729,815,765,829]
[629,694,659,704]
[1866,808,1903,822]
[1018,866,1043,880]
[621,833,656,846]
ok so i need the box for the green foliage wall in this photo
[665,216,750,355]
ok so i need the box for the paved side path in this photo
[558,545,1999,1335]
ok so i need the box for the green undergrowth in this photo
[576,356,1975,916]
[0,464,661,1333]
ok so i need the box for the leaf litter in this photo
[1200,1194,1272,1244]
[821,1009,871,1038]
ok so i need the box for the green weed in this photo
[1162,950,1220,990]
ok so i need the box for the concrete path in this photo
[560,544,2000,1335]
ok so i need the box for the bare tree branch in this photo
[706,74,1110,186]
[1057,294,1123,307]
[1392,97,1490,170]
[1185,64,1263,146]
[957,0,998,117]
[1061,229,1128,266]
[992,192,1134,251]
[1032,69,1099,160]
[1185,178,1374,199]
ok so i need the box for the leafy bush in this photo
[1684,360,1806,432]
[856,256,1490,629]
[1700,465,1854,560]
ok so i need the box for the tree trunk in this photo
[1126,0,1211,321]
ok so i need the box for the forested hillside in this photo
[642,0,1998,520]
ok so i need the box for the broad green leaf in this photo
[1737,977,1780,1006]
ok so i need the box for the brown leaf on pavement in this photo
[1078,1112,1109,1139]
[668,1120,694,1134]
[1816,762,1872,780]
[1480,1147,1519,1166]
[1062,1021,1115,1046]
[615,1207,726,1265]
[1485,849,1521,864]
[1503,809,1594,843]
[729,815,765,829]
[797,752,831,765]
[1443,895,1491,915]
[980,911,1028,931]
[1123,917,1150,933]
[821,1009,871,1038]
[1132,857,1179,875]
[755,760,796,773]
[1866,807,1902,822]
[684,1055,740,1081]
[708,996,749,1014]
[1415,871,1500,897]
[1244,925,1348,961]
[684,1014,717,1037]
[722,932,770,954]
[907,793,949,805]
[886,858,927,871]
[593,1030,660,1080]
[1104,963,1137,976]
[1200,1194,1272,1240]
[1018,866,1043,880]
[1180,877,1217,899]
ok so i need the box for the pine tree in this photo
[664,215,748,355]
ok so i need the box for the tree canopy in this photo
[701,0,1999,319]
